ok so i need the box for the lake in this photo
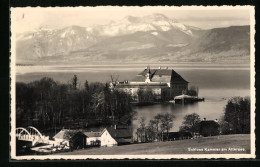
[15,63,251,133]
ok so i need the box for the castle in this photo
[111,66,188,101]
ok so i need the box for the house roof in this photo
[174,94,194,99]
[138,69,173,76]
[200,120,220,127]
[83,127,106,137]
[115,82,169,88]
[170,70,189,84]
[53,129,86,140]
[115,138,132,143]
[105,128,132,139]
[84,132,101,137]
[131,68,188,83]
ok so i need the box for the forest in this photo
[16,76,135,132]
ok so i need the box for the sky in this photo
[11,6,253,33]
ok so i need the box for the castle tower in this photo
[145,65,152,83]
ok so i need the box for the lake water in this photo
[15,64,251,133]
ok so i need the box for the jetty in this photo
[174,95,204,104]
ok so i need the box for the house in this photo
[84,131,101,146]
[100,128,118,147]
[105,127,132,145]
[174,94,204,104]
[83,126,132,147]
[83,127,104,146]
[199,119,220,137]
[53,129,87,149]
[100,127,132,147]
[112,66,188,100]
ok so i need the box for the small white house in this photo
[83,127,132,147]
[84,128,118,147]
[100,128,118,147]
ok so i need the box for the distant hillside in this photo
[181,26,250,62]
[15,14,250,64]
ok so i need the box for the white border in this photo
[10,6,255,160]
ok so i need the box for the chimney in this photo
[203,118,206,121]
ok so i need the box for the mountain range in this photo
[15,13,250,64]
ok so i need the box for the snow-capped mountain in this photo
[85,13,193,36]
[16,25,103,60]
[15,14,250,64]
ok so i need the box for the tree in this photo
[137,88,145,103]
[136,117,146,142]
[72,75,78,90]
[84,80,89,91]
[180,113,201,134]
[16,82,31,127]
[153,114,162,141]
[16,77,135,133]
[223,97,250,134]
[159,113,175,141]
[187,86,199,96]
[219,120,234,135]
[137,87,156,103]
[146,120,157,142]
[89,82,104,94]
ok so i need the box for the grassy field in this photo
[56,134,250,155]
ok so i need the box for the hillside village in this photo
[17,117,221,155]
[53,125,132,149]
